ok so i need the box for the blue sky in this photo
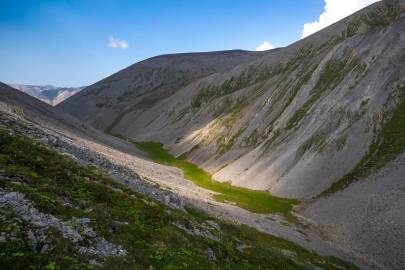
[0,0,376,87]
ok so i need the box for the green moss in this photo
[320,84,405,196]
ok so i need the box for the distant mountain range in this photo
[9,84,84,106]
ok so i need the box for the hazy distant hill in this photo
[9,84,84,106]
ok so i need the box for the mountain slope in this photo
[58,0,405,268]
[0,84,360,269]
[58,50,265,131]
[9,84,84,106]
[60,0,405,199]
[1,130,355,270]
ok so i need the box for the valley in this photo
[134,141,299,222]
[1,0,405,269]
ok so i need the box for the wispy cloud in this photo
[302,0,379,38]
[255,41,275,51]
[107,35,129,49]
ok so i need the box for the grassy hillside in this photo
[0,129,357,270]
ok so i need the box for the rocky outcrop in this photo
[0,190,127,257]
[0,102,185,212]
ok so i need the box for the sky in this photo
[0,0,379,87]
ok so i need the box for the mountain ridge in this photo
[58,49,267,131]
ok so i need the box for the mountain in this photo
[58,0,405,268]
[57,50,265,131]
[0,83,359,269]
[9,84,84,106]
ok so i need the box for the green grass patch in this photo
[134,141,299,222]
[297,133,326,157]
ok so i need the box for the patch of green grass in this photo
[360,98,370,109]
[134,141,299,222]
[334,135,348,152]
[362,2,400,31]
[243,129,260,147]
[320,84,405,196]
[0,129,357,269]
[12,106,25,118]
[184,206,210,220]
[297,133,326,157]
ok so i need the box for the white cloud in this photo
[107,35,129,49]
[255,41,275,51]
[302,0,380,38]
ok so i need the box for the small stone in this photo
[74,217,91,225]
[89,259,103,267]
[207,248,217,261]
[206,220,220,230]
[236,244,251,253]
[83,227,97,238]
[40,244,49,253]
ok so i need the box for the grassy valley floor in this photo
[134,142,299,223]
